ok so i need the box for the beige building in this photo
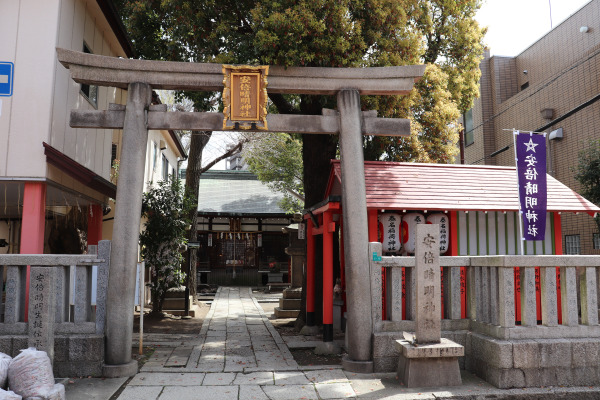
[0,0,185,255]
[464,0,600,255]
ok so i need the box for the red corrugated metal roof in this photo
[327,161,600,214]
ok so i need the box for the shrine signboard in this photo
[222,65,269,130]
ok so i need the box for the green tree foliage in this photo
[140,178,195,317]
[243,133,304,213]
[116,0,486,325]
[115,0,486,202]
[575,139,600,231]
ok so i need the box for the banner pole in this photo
[513,129,525,255]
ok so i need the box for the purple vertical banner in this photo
[516,132,547,240]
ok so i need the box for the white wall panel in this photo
[0,1,21,176]
[6,0,61,177]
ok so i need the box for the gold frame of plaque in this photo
[222,65,269,130]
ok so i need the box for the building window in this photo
[565,234,581,255]
[152,142,158,170]
[162,154,169,181]
[594,233,600,249]
[80,43,98,108]
[520,82,529,91]
[111,143,118,164]
[464,109,474,146]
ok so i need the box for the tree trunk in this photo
[184,130,212,298]
[269,94,338,327]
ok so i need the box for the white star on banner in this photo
[524,137,538,152]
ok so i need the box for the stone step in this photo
[279,298,301,309]
[163,296,193,309]
[274,307,300,318]
[283,288,302,299]
[162,309,197,317]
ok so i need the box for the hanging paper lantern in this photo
[402,213,425,255]
[378,213,401,254]
[426,213,449,254]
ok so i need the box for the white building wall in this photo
[143,130,182,191]
[0,0,127,183]
[0,0,61,178]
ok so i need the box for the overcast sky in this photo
[476,0,591,56]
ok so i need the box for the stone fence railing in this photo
[0,240,110,361]
[369,241,600,340]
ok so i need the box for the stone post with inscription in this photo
[28,267,56,362]
[395,224,463,387]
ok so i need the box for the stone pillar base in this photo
[300,324,319,336]
[314,341,341,355]
[396,338,463,388]
[342,355,373,373]
[103,360,138,378]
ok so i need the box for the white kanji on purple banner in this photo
[516,133,547,240]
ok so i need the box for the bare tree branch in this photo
[199,138,249,173]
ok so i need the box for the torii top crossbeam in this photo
[57,48,425,95]
[57,48,423,136]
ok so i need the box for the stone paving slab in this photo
[239,385,270,400]
[315,382,357,399]
[233,371,275,385]
[128,372,205,386]
[159,385,238,400]
[305,369,349,383]
[64,376,128,400]
[116,386,163,400]
[202,372,236,385]
[262,384,319,400]
[164,346,193,367]
[273,371,311,385]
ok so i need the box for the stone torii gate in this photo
[56,48,425,377]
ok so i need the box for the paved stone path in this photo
[112,287,600,400]
[117,287,357,399]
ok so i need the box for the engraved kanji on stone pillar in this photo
[415,224,441,344]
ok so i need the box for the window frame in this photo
[80,42,98,108]
[565,234,581,255]
[464,109,474,147]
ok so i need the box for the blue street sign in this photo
[0,62,14,97]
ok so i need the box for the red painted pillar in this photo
[322,210,334,342]
[339,218,347,319]
[20,182,47,321]
[323,211,335,342]
[367,209,378,242]
[449,211,467,319]
[306,218,316,326]
[87,204,103,246]
[554,212,563,324]
[368,209,387,320]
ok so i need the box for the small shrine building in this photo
[304,160,600,338]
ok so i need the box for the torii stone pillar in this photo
[103,82,152,377]
[338,90,373,372]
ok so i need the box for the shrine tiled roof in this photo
[196,170,287,214]
[327,161,600,215]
